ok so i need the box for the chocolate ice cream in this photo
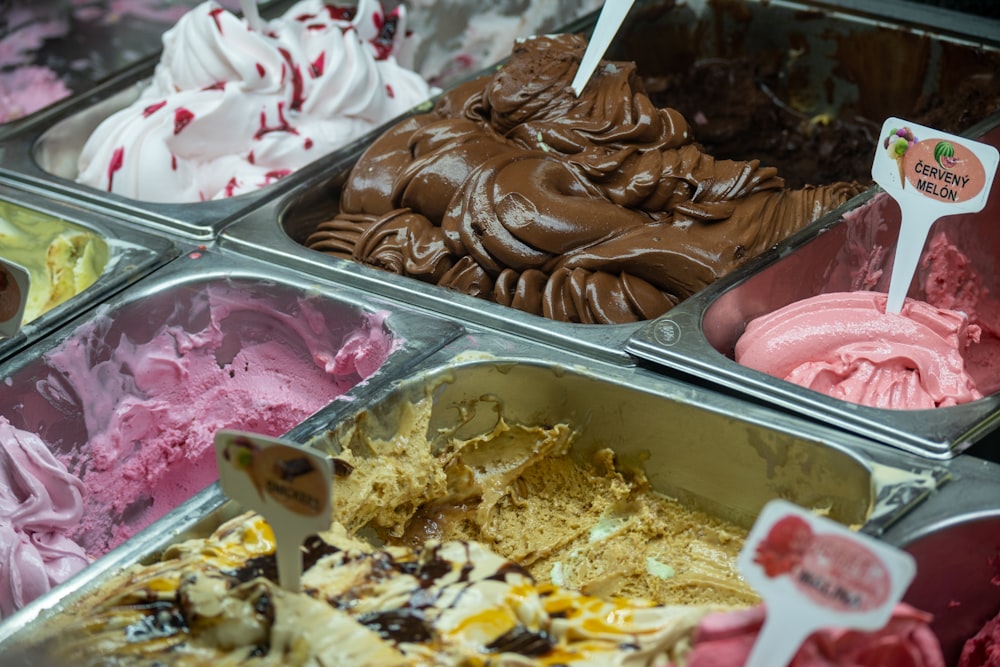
[305,34,864,324]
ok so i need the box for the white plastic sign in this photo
[215,430,332,591]
[738,499,916,667]
[0,259,29,338]
[872,117,998,313]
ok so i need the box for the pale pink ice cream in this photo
[920,230,1000,396]
[673,604,945,667]
[734,291,982,410]
[0,9,71,123]
[0,416,89,619]
[75,0,436,202]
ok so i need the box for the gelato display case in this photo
[627,118,1000,459]
[0,246,463,619]
[0,330,957,659]
[219,0,1000,365]
[0,1,998,663]
[0,181,175,363]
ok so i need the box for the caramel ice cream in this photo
[304,34,865,324]
[332,397,756,608]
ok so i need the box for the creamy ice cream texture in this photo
[0,201,109,325]
[303,33,864,324]
[678,604,945,667]
[735,291,983,410]
[959,609,1000,667]
[734,227,999,410]
[0,280,398,616]
[46,283,396,554]
[0,416,89,620]
[74,0,436,202]
[25,395,945,665]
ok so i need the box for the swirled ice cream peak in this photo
[76,0,436,202]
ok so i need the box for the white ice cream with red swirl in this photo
[76,0,435,203]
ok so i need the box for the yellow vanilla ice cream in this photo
[0,201,109,325]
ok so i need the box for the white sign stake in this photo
[739,500,916,667]
[215,430,332,591]
[240,0,264,32]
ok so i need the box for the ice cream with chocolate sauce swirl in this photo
[305,34,865,324]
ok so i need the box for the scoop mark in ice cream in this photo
[735,291,983,409]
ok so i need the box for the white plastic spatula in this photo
[871,117,998,314]
[240,0,264,31]
[570,0,636,96]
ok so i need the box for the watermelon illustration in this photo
[934,141,958,169]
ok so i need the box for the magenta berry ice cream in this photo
[0,278,399,617]
[75,0,436,202]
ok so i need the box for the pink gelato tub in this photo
[628,118,1000,459]
[883,452,1000,666]
[0,247,461,617]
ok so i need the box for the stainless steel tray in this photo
[0,245,464,626]
[628,117,1000,459]
[0,0,345,240]
[220,0,1000,366]
[883,455,1000,666]
[0,181,176,363]
[0,329,955,650]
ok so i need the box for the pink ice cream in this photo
[0,9,72,123]
[675,604,945,667]
[75,0,436,202]
[29,283,397,556]
[959,609,1000,667]
[0,416,90,619]
[734,291,983,410]
[920,230,1000,396]
[0,66,72,123]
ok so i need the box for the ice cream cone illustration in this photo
[884,127,917,189]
